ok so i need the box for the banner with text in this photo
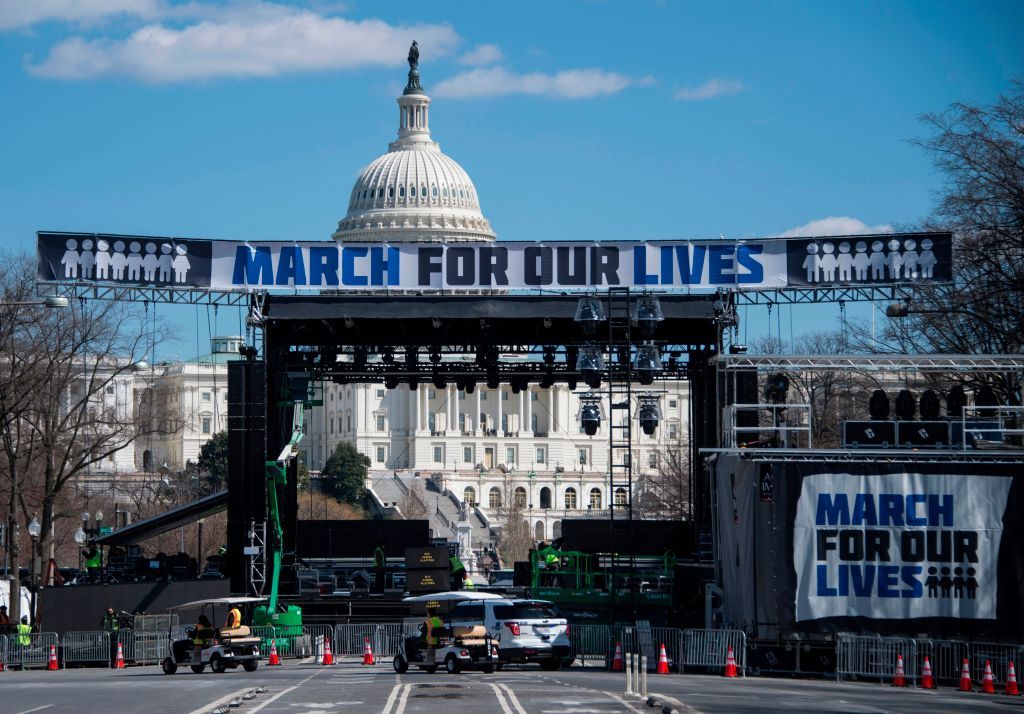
[37,231,953,292]
[793,472,1012,621]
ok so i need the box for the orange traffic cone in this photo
[892,653,906,687]
[723,644,738,678]
[115,641,125,669]
[982,660,995,694]
[1006,660,1019,696]
[656,643,669,675]
[362,637,375,665]
[47,644,58,671]
[611,642,623,672]
[321,637,334,666]
[959,658,973,692]
[921,655,935,689]
[268,639,281,666]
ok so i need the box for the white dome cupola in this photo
[332,42,496,244]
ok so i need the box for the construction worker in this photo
[423,606,444,668]
[83,539,102,583]
[102,606,120,667]
[373,541,386,594]
[224,604,242,630]
[17,616,31,647]
[0,604,11,633]
[194,615,215,647]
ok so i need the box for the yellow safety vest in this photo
[17,623,31,646]
[425,616,444,645]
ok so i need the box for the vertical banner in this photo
[793,472,1012,621]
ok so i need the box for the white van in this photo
[449,598,569,670]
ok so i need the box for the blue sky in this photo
[1,1,1021,360]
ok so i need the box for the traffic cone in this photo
[268,639,281,666]
[892,653,906,687]
[959,658,973,692]
[1006,660,1019,696]
[115,641,125,669]
[723,644,738,678]
[321,638,334,666]
[362,637,375,666]
[982,660,995,694]
[921,656,935,689]
[657,643,669,675]
[611,642,623,672]
[47,645,58,671]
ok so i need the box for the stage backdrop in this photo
[37,231,953,292]
[713,454,1024,639]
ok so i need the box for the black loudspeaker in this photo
[727,369,759,443]
[227,360,266,595]
[513,561,532,587]
[842,421,896,448]
[895,389,916,420]
[946,385,966,417]
[897,421,950,448]
[919,389,940,420]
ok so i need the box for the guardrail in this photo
[568,624,615,667]
[117,630,168,666]
[622,626,684,671]
[5,632,59,669]
[0,634,7,669]
[682,628,747,675]
[334,623,402,661]
[61,630,112,667]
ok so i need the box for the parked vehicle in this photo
[160,596,263,675]
[449,597,569,670]
[393,592,501,674]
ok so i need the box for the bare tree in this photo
[853,81,1024,400]
[492,476,531,566]
[637,434,691,520]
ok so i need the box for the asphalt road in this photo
[2,659,1023,714]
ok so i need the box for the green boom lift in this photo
[252,401,305,637]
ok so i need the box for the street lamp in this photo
[27,515,41,625]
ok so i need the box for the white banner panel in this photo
[794,472,1012,621]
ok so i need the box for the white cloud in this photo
[433,66,640,99]
[26,9,459,82]
[673,78,744,101]
[775,217,893,238]
[0,0,164,30]
[458,43,502,66]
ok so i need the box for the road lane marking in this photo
[496,681,529,714]
[16,706,54,714]
[393,682,411,714]
[188,687,253,714]
[489,683,515,714]
[249,667,329,713]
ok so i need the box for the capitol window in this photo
[442,187,448,197]
[421,185,427,198]
[589,488,602,509]
[564,488,577,509]
[489,487,502,508]
[399,186,405,198]
[432,185,438,198]
[464,487,476,506]
[388,187,394,199]
[615,488,628,506]
[513,487,527,509]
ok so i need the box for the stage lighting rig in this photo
[574,296,607,337]
[381,347,395,365]
[631,295,664,337]
[895,389,916,420]
[946,385,966,417]
[579,395,602,436]
[920,389,940,420]
[868,389,890,420]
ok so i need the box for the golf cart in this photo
[160,596,264,675]
[393,591,501,675]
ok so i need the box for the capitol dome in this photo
[332,49,496,243]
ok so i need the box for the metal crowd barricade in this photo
[118,629,169,666]
[682,628,747,676]
[374,624,402,659]
[568,624,613,667]
[968,641,1024,684]
[61,630,112,667]
[620,626,684,671]
[0,634,7,669]
[334,624,379,657]
[916,638,968,684]
[250,626,277,658]
[836,634,917,684]
[6,632,59,669]
[133,614,178,632]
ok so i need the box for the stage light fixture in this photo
[573,296,606,337]
[381,347,394,365]
[579,398,602,436]
[384,376,399,390]
[407,377,420,391]
[576,346,605,389]
[895,389,916,420]
[353,347,367,369]
[429,349,441,364]
[433,375,447,390]
[539,373,554,389]
[919,389,940,420]
[543,345,556,365]
[631,295,664,337]
[567,378,578,391]
[511,376,528,394]
[869,389,890,420]
[638,398,660,436]
[634,343,662,386]
[975,385,998,418]
[946,385,966,417]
